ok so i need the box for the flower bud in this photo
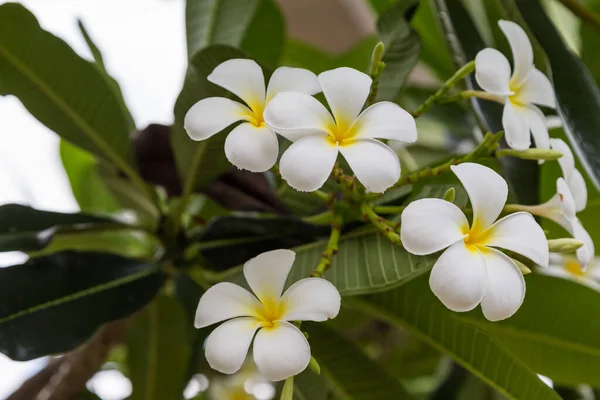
[496,148,563,161]
[548,238,584,253]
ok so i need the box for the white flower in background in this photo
[401,163,549,321]
[264,67,417,193]
[550,138,587,212]
[541,254,600,291]
[194,249,341,382]
[184,59,320,172]
[475,20,555,150]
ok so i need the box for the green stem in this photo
[366,42,385,106]
[361,203,401,245]
[302,210,335,225]
[311,190,331,203]
[311,214,343,277]
[412,61,476,118]
[557,0,600,33]
[373,205,405,215]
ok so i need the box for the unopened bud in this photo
[496,148,563,161]
[370,42,385,75]
[281,376,294,400]
[443,187,456,203]
[512,258,532,275]
[548,238,584,253]
[309,356,321,375]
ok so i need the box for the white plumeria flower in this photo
[184,59,320,172]
[194,249,341,382]
[400,163,549,321]
[263,67,417,193]
[550,138,587,212]
[475,20,555,150]
[540,254,600,291]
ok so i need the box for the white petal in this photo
[529,193,572,232]
[429,241,487,312]
[480,248,526,321]
[499,20,534,88]
[266,67,321,102]
[244,249,296,304]
[451,163,508,232]
[339,139,400,193]
[318,67,372,130]
[280,278,341,322]
[224,123,278,172]
[569,169,588,212]
[401,198,468,256]
[184,98,250,141]
[550,138,575,180]
[515,68,555,108]
[571,219,595,270]
[280,135,338,192]
[263,91,334,142]
[205,317,261,374]
[350,101,417,143]
[208,59,266,110]
[485,212,549,268]
[557,177,576,220]
[523,106,550,150]
[474,48,512,95]
[195,283,262,328]
[253,321,311,381]
[503,101,530,150]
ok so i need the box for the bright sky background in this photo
[0,0,187,397]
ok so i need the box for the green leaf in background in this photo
[517,0,600,191]
[458,274,600,388]
[128,295,191,400]
[0,251,164,360]
[293,368,330,400]
[352,274,562,400]
[60,140,121,214]
[0,4,144,192]
[376,0,421,101]
[186,0,284,67]
[0,203,119,253]
[580,0,600,85]
[304,323,415,399]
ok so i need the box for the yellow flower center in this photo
[254,298,285,328]
[326,119,357,146]
[228,388,253,400]
[462,224,492,252]
[565,259,585,277]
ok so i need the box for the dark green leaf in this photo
[304,323,415,399]
[240,0,285,67]
[352,275,562,400]
[128,295,191,400]
[581,1,600,86]
[293,368,330,400]
[517,0,600,191]
[0,251,164,360]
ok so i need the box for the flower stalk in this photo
[361,202,401,245]
[366,42,386,106]
[311,213,344,277]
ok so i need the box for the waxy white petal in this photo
[550,138,575,179]
[572,219,595,270]
[318,67,372,130]
[205,317,261,374]
[569,169,588,212]
[401,198,468,255]
[244,249,296,303]
[350,101,417,143]
[557,177,576,220]
[339,139,400,193]
[515,68,555,108]
[281,278,341,322]
[253,321,311,381]
[280,135,338,192]
[524,106,550,150]
[486,212,549,267]
[480,248,526,321]
[451,163,508,232]
[429,241,487,312]
[208,59,266,109]
[195,282,262,328]
[475,48,512,95]
[184,98,250,141]
[503,101,531,150]
[499,20,533,88]
[224,123,278,172]
[266,67,321,102]
[263,91,334,142]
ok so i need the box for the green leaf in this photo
[240,0,285,67]
[0,4,141,185]
[294,369,330,400]
[304,323,415,399]
[517,0,600,191]
[376,0,421,101]
[580,1,600,85]
[0,203,118,253]
[352,275,562,400]
[60,140,121,213]
[128,295,191,400]
[0,251,164,360]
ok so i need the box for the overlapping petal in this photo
[523,106,550,150]
[572,219,594,270]
[569,169,588,212]
[253,321,311,381]
[474,48,512,95]
[243,249,296,304]
[339,139,401,193]
[429,241,487,312]
[557,178,576,220]
[266,67,321,102]
[350,101,418,143]
[224,123,279,172]
[502,101,530,150]
[208,59,266,110]
[550,138,575,179]
[480,248,526,321]
[401,198,468,255]
[514,68,555,108]
[195,283,262,328]
[451,163,508,232]
[184,98,251,141]
[205,317,262,374]
[499,20,533,88]
[281,278,341,322]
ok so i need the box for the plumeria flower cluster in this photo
[475,20,555,150]
[185,60,417,193]
[401,163,549,321]
[541,254,600,291]
[194,249,341,382]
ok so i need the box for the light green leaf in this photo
[128,295,191,400]
[351,275,562,400]
[581,0,600,85]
